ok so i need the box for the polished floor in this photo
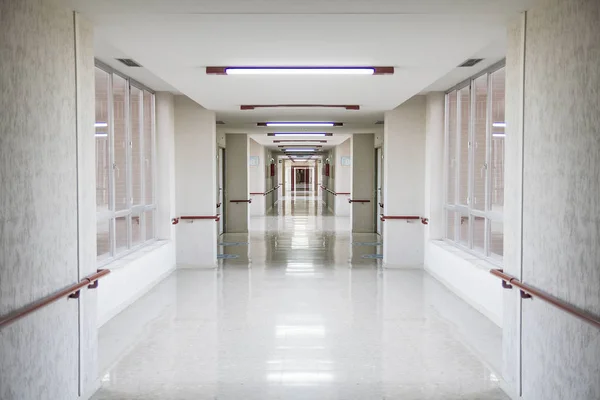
[93,191,507,400]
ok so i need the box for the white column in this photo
[249,138,265,216]
[423,93,446,245]
[335,138,352,216]
[225,134,250,233]
[156,92,176,241]
[174,95,217,268]
[351,134,375,232]
[383,96,426,267]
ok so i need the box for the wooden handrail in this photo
[179,215,221,222]
[348,199,371,203]
[0,269,110,329]
[490,269,600,330]
[380,215,428,225]
[320,185,349,196]
[250,185,280,196]
[230,199,252,203]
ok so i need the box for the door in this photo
[218,148,225,235]
[376,147,383,236]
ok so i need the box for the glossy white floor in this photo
[93,192,507,400]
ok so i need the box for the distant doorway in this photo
[291,167,312,191]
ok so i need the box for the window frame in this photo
[95,61,157,267]
[443,60,506,265]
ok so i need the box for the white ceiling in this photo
[67,0,531,150]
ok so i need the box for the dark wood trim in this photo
[0,270,110,329]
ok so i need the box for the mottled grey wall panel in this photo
[351,134,375,233]
[521,0,600,399]
[502,13,525,396]
[0,1,93,399]
[74,12,99,396]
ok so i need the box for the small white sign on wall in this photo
[341,156,351,166]
[249,156,260,166]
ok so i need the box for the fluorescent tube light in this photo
[285,148,315,152]
[493,133,506,138]
[493,122,506,128]
[267,122,335,127]
[95,133,108,138]
[95,122,108,128]
[273,133,327,137]
[226,68,375,75]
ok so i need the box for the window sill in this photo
[432,240,501,271]
[99,240,171,271]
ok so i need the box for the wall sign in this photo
[249,156,260,166]
[341,156,351,166]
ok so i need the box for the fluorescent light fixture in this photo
[273,133,327,137]
[95,122,108,128]
[95,133,108,138]
[493,133,506,138]
[285,148,314,152]
[267,122,334,127]
[226,67,375,75]
[493,122,506,128]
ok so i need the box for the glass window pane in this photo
[490,68,505,213]
[131,212,143,247]
[446,211,457,241]
[97,220,111,261]
[115,216,129,254]
[143,91,154,205]
[458,213,469,248]
[446,91,458,205]
[145,210,155,241]
[458,86,471,206]
[113,75,129,211]
[131,86,143,206]
[473,75,488,211]
[95,68,111,212]
[490,220,504,259]
[472,215,486,254]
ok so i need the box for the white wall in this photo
[335,139,352,216]
[249,138,266,216]
[0,2,98,398]
[383,96,426,267]
[174,96,217,267]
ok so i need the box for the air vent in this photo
[216,120,225,125]
[458,58,484,68]
[116,58,142,67]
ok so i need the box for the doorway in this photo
[291,167,312,191]
[217,147,225,235]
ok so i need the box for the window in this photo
[95,64,156,264]
[444,64,505,262]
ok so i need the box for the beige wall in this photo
[225,134,249,232]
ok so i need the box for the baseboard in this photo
[177,263,218,269]
[383,263,423,269]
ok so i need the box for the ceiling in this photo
[66,0,531,150]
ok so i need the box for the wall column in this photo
[351,134,375,232]
[225,134,250,233]
[174,96,217,268]
[249,138,265,216]
[156,92,176,241]
[382,96,426,267]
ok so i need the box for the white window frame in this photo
[95,61,157,267]
[443,61,506,265]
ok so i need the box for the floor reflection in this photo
[94,191,507,400]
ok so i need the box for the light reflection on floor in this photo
[93,191,507,400]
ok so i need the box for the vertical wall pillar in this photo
[225,134,249,233]
[249,138,265,216]
[351,134,375,232]
[156,92,176,241]
[423,93,446,245]
[174,96,217,268]
[383,96,426,267]
[335,138,352,216]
